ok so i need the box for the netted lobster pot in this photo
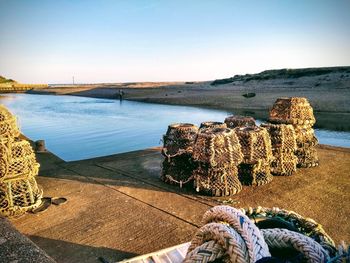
[224,115,256,128]
[269,97,316,126]
[0,140,8,181]
[162,123,199,156]
[0,138,39,182]
[192,128,243,167]
[193,165,242,196]
[235,126,273,164]
[0,105,20,138]
[294,126,319,148]
[270,150,297,176]
[239,160,273,186]
[295,147,319,168]
[260,123,297,152]
[161,154,195,187]
[199,121,227,130]
[0,177,42,217]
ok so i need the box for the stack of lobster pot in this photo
[224,115,256,128]
[199,121,227,131]
[161,123,199,187]
[269,97,319,168]
[192,128,243,196]
[0,105,42,217]
[235,126,274,186]
[261,123,297,175]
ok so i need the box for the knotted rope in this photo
[184,206,347,263]
[185,205,270,262]
[261,228,330,262]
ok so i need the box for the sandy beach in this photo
[30,67,350,131]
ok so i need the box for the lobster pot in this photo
[260,123,296,152]
[0,177,42,217]
[193,165,242,196]
[0,140,8,181]
[270,150,297,176]
[269,97,319,168]
[293,126,318,148]
[294,128,319,167]
[161,154,195,186]
[261,123,297,176]
[269,97,316,126]
[235,126,273,164]
[224,115,256,129]
[238,161,273,186]
[192,128,243,167]
[162,123,199,156]
[0,138,40,182]
[295,147,319,168]
[199,121,227,131]
[0,105,20,138]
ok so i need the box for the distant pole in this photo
[72,76,75,85]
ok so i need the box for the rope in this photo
[185,240,226,262]
[184,223,249,263]
[261,228,330,263]
[185,206,347,263]
[164,174,194,188]
[243,206,336,255]
[185,206,270,262]
[201,205,270,262]
[161,148,188,160]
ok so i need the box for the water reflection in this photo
[1,94,349,161]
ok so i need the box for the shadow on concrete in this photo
[35,148,202,198]
[29,235,137,263]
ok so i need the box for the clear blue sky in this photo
[0,0,349,84]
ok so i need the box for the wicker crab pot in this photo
[0,105,20,138]
[269,97,319,168]
[235,126,273,185]
[161,153,195,187]
[0,105,43,217]
[185,205,341,263]
[193,166,241,196]
[162,123,199,157]
[261,123,297,176]
[161,123,199,187]
[269,97,316,126]
[224,115,256,129]
[295,147,319,168]
[0,138,39,182]
[260,123,297,152]
[192,128,243,167]
[0,176,42,217]
[270,150,298,176]
[192,128,243,196]
[238,161,273,186]
[199,121,227,131]
[293,126,319,148]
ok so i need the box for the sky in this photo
[0,0,350,84]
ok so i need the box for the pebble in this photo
[0,237,7,245]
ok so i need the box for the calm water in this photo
[1,94,349,161]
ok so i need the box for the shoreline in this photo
[27,86,350,132]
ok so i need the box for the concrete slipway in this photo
[1,145,350,263]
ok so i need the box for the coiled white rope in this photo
[184,205,270,262]
[184,205,340,263]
